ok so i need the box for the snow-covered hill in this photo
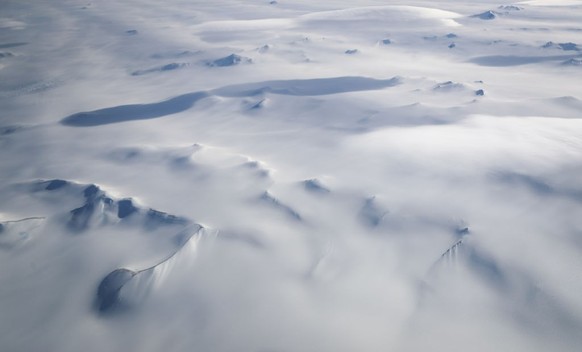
[1,1,582,351]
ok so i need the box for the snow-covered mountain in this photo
[1,1,582,351]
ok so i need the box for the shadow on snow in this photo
[61,76,400,127]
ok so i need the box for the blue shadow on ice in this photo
[0,42,28,49]
[61,92,209,127]
[469,54,580,66]
[61,76,400,127]
[213,76,399,97]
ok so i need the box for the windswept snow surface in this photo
[1,0,582,351]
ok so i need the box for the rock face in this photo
[117,199,138,219]
[206,54,252,67]
[433,81,465,92]
[28,179,190,232]
[44,179,69,190]
[358,197,387,228]
[498,5,522,11]
[542,41,580,51]
[95,224,203,315]
[303,179,330,194]
[96,268,137,313]
[24,179,201,315]
[68,184,115,232]
[472,11,497,20]
[558,43,579,51]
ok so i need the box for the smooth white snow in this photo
[1,0,582,351]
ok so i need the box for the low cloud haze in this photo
[1,0,581,351]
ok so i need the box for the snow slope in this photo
[1,0,582,351]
